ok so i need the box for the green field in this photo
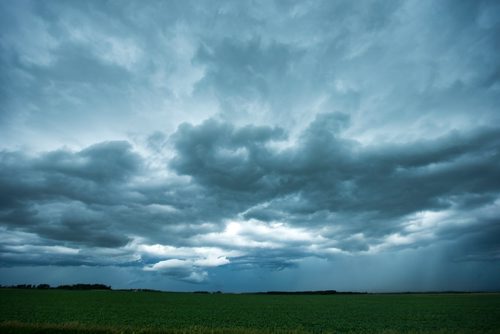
[1,289,499,333]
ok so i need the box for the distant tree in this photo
[36,284,50,289]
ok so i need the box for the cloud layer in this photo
[1,0,499,290]
[1,113,499,284]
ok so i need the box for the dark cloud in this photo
[171,119,286,192]
[171,113,500,218]
[0,141,141,208]
[37,141,140,183]
[0,142,141,249]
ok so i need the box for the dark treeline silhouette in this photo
[0,284,51,289]
[193,290,222,294]
[383,290,489,294]
[253,290,341,295]
[0,283,111,290]
[56,284,111,290]
[115,288,162,293]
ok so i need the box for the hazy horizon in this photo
[1,0,500,292]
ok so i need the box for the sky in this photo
[1,0,500,292]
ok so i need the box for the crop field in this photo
[0,289,499,333]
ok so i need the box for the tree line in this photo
[0,283,111,290]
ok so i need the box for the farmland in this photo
[1,289,499,333]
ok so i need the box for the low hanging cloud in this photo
[1,113,499,283]
[144,256,230,283]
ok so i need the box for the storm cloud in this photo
[1,0,499,290]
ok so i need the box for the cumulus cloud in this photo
[144,259,208,283]
[144,256,229,283]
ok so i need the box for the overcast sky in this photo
[1,0,500,292]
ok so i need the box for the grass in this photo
[0,289,499,333]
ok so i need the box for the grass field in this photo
[0,289,499,333]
